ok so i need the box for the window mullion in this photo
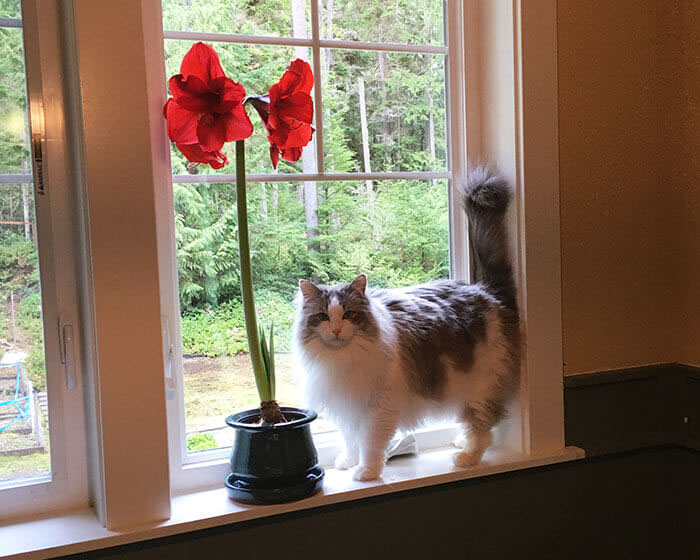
[447,0,469,282]
[71,0,171,530]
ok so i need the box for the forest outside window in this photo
[161,0,466,477]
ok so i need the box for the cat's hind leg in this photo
[454,403,502,467]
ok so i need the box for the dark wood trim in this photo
[564,362,699,456]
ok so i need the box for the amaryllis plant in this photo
[164,42,314,424]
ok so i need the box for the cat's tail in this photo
[459,167,517,311]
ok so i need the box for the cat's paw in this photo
[334,452,358,470]
[452,432,466,449]
[453,450,484,468]
[352,464,383,481]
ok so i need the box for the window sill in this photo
[0,445,583,560]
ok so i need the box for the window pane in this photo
[162,0,310,39]
[0,21,50,485]
[320,0,444,46]
[0,26,29,175]
[175,179,449,452]
[322,49,447,174]
[164,39,316,176]
[0,1,20,19]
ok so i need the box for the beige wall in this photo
[557,0,699,374]
[669,2,700,367]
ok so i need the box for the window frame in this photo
[0,0,566,535]
[0,0,88,520]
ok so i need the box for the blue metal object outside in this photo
[0,362,31,434]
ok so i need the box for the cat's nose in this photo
[332,327,341,337]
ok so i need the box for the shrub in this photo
[180,291,296,357]
[186,432,217,451]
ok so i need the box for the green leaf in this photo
[268,324,275,400]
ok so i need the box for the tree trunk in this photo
[21,161,31,241]
[260,183,268,220]
[292,0,320,252]
[271,183,278,212]
[377,48,391,148]
[358,77,373,195]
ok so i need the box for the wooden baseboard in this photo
[564,363,699,456]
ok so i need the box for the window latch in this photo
[162,316,176,398]
[59,317,77,390]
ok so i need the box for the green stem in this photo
[235,140,271,402]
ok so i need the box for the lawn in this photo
[183,352,302,432]
[183,353,335,450]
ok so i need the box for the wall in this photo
[669,1,700,367]
[557,0,699,374]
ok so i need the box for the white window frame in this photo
[0,0,568,539]
[0,1,88,520]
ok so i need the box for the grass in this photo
[0,450,50,482]
[183,352,301,432]
[183,352,336,449]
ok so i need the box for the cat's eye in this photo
[316,313,329,321]
[343,311,356,320]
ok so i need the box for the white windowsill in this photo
[0,445,584,560]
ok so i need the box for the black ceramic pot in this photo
[224,406,324,504]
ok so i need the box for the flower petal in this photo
[165,99,199,144]
[197,117,228,152]
[288,59,314,93]
[276,59,314,97]
[248,95,271,130]
[211,77,247,113]
[169,74,216,113]
[176,142,228,169]
[222,105,254,143]
[180,42,225,86]
[270,121,313,150]
[276,92,313,124]
[280,146,303,163]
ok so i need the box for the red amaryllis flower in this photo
[164,42,253,164]
[248,59,314,169]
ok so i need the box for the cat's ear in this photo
[350,274,367,295]
[299,279,321,300]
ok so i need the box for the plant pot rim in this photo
[226,406,318,431]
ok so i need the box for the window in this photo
[2,0,570,545]
[0,0,87,520]
[160,0,473,488]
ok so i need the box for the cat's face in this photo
[298,274,376,348]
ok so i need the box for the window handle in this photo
[162,317,176,396]
[59,320,77,390]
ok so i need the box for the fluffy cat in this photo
[292,167,521,481]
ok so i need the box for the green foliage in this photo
[180,290,295,357]
[0,229,37,293]
[186,432,217,451]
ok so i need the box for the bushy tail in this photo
[460,167,517,311]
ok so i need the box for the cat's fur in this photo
[292,167,521,481]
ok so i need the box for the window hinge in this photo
[59,316,76,390]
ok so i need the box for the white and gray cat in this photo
[292,167,521,481]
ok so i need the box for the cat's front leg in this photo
[352,412,398,481]
[334,430,359,470]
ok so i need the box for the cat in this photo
[292,167,521,481]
